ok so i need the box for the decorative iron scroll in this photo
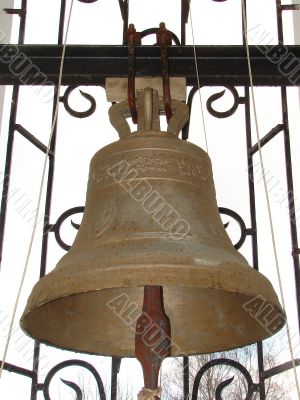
[59,86,97,118]
[42,360,106,400]
[191,358,255,400]
[51,206,84,251]
[219,207,253,250]
[182,86,245,140]
[206,86,246,119]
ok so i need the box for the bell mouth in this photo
[21,285,285,358]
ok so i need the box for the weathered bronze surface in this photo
[20,89,285,357]
[20,128,285,356]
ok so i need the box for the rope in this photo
[241,1,300,398]
[187,0,209,154]
[0,0,75,380]
[137,387,162,400]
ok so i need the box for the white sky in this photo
[0,0,300,399]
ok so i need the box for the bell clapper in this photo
[135,286,171,399]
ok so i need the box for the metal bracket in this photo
[157,23,173,122]
[126,24,141,124]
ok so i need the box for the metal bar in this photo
[3,8,24,16]
[0,1,14,137]
[18,0,27,46]
[245,85,266,400]
[119,0,129,45]
[126,24,140,124]
[181,0,190,24]
[181,0,190,45]
[57,0,67,45]
[0,45,300,85]
[0,0,27,267]
[0,361,36,378]
[277,0,284,43]
[14,124,54,156]
[263,359,300,379]
[111,357,121,400]
[246,87,267,400]
[0,1,35,394]
[123,1,129,45]
[0,95,18,269]
[183,356,189,400]
[157,23,173,122]
[243,2,266,397]
[257,343,266,400]
[277,0,300,338]
[118,0,125,20]
[281,87,300,335]
[31,341,40,400]
[0,1,34,393]
[30,3,67,400]
[281,5,300,11]
[248,124,284,156]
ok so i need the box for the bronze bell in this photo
[20,88,285,357]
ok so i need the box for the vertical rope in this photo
[0,0,75,380]
[187,0,209,153]
[241,1,300,397]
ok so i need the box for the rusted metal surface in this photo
[135,286,171,395]
[126,24,141,124]
[157,23,173,122]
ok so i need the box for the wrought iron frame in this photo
[1,44,300,86]
[0,0,300,399]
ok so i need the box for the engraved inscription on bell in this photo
[90,152,208,189]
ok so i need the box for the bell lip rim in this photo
[18,328,285,359]
[20,259,286,319]
[21,284,285,313]
[20,259,284,312]
[20,285,286,329]
[20,287,286,358]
